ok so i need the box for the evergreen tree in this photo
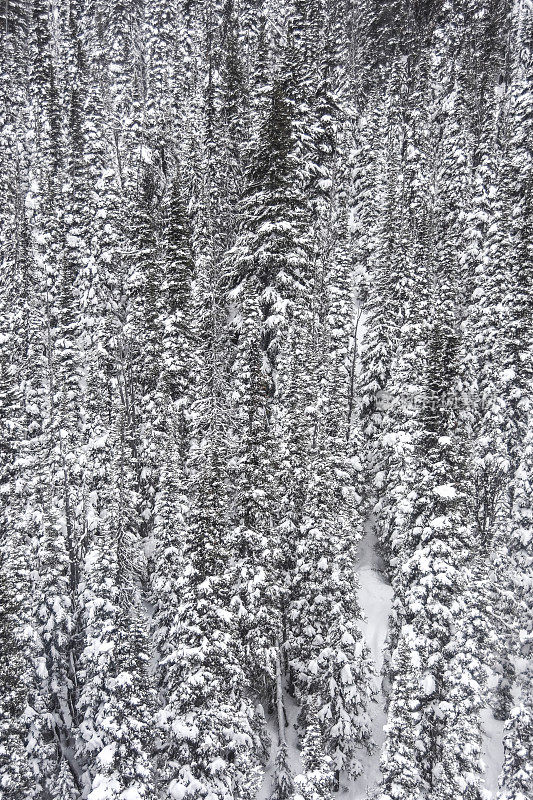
[498,699,533,800]
[0,535,35,798]
[77,415,156,799]
[2,1,533,797]
[498,425,533,798]
[380,629,423,800]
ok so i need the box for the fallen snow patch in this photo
[349,517,394,800]
[433,484,457,499]
[479,705,505,799]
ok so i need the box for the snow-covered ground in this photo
[347,519,394,800]
[257,693,303,800]
[480,706,505,799]
[350,521,508,800]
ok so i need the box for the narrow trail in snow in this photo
[480,706,505,799]
[257,692,303,800]
[347,517,394,800]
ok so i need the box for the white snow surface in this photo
[348,518,394,800]
[480,706,505,799]
[433,483,457,499]
[257,693,303,800]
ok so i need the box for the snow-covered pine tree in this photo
[287,176,374,784]
[499,697,533,800]
[156,265,263,800]
[385,284,485,799]
[0,520,36,798]
[498,421,533,800]
[288,431,374,788]
[158,172,195,406]
[380,627,423,800]
[77,411,156,799]
[0,68,32,791]
[375,51,432,570]
[226,38,314,793]
[294,699,334,800]
[357,59,408,539]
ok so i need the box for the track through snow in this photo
[257,693,303,800]
[344,518,394,800]
[480,706,505,799]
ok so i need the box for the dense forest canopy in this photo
[0,0,532,798]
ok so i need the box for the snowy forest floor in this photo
[349,518,394,800]
[480,707,505,799]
